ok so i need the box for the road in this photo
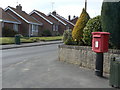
[2,44,110,88]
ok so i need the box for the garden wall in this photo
[58,45,120,74]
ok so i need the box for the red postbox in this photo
[92,32,110,53]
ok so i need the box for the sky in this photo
[0,0,104,19]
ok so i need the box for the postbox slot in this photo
[93,35,101,38]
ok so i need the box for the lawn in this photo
[0,36,63,45]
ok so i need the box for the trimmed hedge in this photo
[101,1,120,49]
[72,8,90,44]
[41,29,52,36]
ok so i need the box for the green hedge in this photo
[82,16,102,46]
[101,1,120,49]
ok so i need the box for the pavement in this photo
[1,40,63,50]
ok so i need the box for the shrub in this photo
[41,29,52,36]
[64,35,76,45]
[101,1,120,49]
[63,29,76,45]
[2,27,18,37]
[63,29,72,42]
[82,16,102,46]
[72,8,90,45]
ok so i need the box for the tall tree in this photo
[101,1,120,49]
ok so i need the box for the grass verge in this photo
[0,36,63,45]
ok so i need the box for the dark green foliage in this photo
[82,16,102,46]
[2,27,18,37]
[42,29,52,36]
[101,1,120,49]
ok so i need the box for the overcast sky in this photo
[0,0,103,19]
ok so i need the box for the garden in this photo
[63,1,120,50]
[59,1,120,74]
[0,36,62,45]
[1,26,62,45]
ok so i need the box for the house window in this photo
[32,24,38,32]
[36,25,38,32]
[2,22,4,28]
[53,25,58,31]
[13,24,18,32]
[53,25,56,31]
[56,25,58,31]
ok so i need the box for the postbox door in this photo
[94,38,102,52]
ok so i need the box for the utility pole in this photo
[51,2,55,11]
[85,0,87,11]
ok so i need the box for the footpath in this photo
[1,40,62,50]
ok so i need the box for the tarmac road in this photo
[2,44,110,88]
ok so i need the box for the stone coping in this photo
[59,44,120,54]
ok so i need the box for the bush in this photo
[63,29,76,45]
[72,8,90,45]
[101,1,120,49]
[41,29,52,36]
[82,16,102,46]
[2,27,18,37]
[63,29,72,42]
[64,36,75,45]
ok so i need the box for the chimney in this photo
[52,11,56,15]
[68,15,71,21]
[73,15,76,19]
[16,4,22,11]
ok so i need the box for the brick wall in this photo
[6,9,29,36]
[58,45,120,74]
[30,13,53,34]
[0,8,2,37]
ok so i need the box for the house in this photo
[5,4,43,37]
[0,8,21,36]
[48,11,75,34]
[0,8,2,37]
[30,10,59,36]
[47,11,68,34]
[70,16,78,25]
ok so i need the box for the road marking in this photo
[23,68,30,71]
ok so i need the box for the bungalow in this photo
[70,16,78,25]
[48,11,75,33]
[0,8,2,37]
[0,8,21,36]
[47,11,67,34]
[30,10,59,36]
[5,4,43,37]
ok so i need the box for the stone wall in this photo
[58,45,120,74]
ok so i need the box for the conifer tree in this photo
[72,8,90,44]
